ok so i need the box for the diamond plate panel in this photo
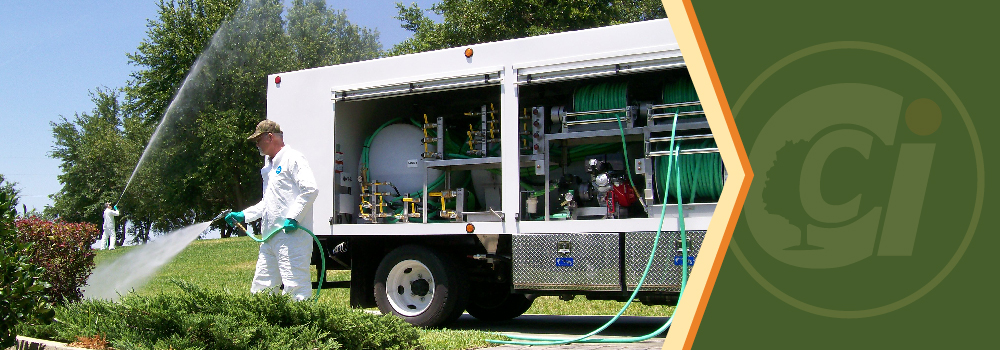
[624,231,706,291]
[512,233,620,291]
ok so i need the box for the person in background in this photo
[101,203,120,250]
[225,120,319,301]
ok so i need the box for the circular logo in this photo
[733,42,982,318]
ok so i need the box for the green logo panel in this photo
[734,43,980,314]
[688,1,995,347]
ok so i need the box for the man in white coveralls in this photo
[101,202,120,250]
[225,120,319,301]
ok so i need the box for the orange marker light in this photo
[464,48,474,58]
[466,223,475,233]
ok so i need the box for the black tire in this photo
[374,245,469,327]
[466,288,535,322]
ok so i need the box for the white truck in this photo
[267,18,723,327]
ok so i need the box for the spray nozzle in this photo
[212,209,248,234]
[211,209,232,223]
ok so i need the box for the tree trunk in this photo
[116,219,127,247]
[233,178,245,210]
[141,222,151,244]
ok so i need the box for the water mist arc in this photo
[116,0,265,205]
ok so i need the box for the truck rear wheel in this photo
[466,289,535,322]
[374,245,469,327]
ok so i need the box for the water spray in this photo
[84,221,215,301]
[114,1,269,207]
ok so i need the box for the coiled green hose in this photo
[489,111,690,345]
[663,74,700,115]
[573,82,628,120]
[569,81,647,211]
[656,140,723,203]
[494,77,705,344]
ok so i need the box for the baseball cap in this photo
[248,120,282,141]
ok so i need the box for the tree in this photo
[122,0,248,239]
[115,0,380,239]
[49,0,383,241]
[49,88,132,230]
[126,0,243,127]
[287,0,382,69]
[389,0,665,56]
[763,140,821,250]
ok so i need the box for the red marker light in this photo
[274,76,281,84]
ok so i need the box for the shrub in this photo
[0,177,55,348]
[14,218,100,304]
[19,281,421,350]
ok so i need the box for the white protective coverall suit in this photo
[242,146,318,301]
[102,207,120,250]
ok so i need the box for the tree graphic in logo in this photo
[763,140,821,250]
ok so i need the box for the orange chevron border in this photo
[660,1,753,349]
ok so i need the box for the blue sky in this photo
[0,0,436,214]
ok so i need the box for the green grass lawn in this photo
[94,237,675,349]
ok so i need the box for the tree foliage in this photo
[389,0,666,55]
[49,0,381,241]
[48,88,132,228]
[126,0,243,125]
[0,176,55,348]
[287,0,381,68]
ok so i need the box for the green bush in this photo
[19,281,421,350]
[0,176,55,348]
[15,217,100,304]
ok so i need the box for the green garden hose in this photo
[568,82,646,211]
[363,118,462,211]
[573,82,628,121]
[663,74,700,115]
[655,74,716,202]
[614,106,647,212]
[245,224,326,302]
[656,140,723,203]
[536,143,624,177]
[489,111,690,345]
[360,118,402,181]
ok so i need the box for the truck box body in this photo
[264,18,722,327]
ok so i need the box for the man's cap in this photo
[248,120,282,141]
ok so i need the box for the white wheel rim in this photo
[385,259,435,316]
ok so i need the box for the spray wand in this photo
[114,184,128,208]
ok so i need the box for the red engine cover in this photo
[606,182,638,214]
